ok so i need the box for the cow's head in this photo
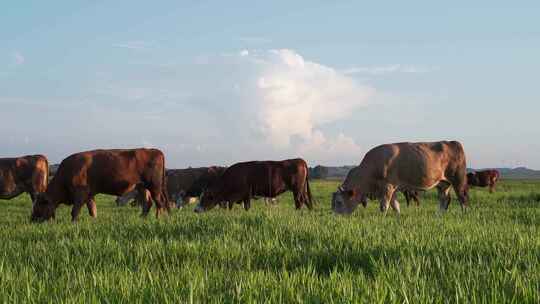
[31,193,56,222]
[332,186,361,215]
[194,189,220,213]
[467,172,478,186]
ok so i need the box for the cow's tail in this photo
[305,165,316,209]
[306,179,316,208]
[161,160,171,213]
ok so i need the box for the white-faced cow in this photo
[116,166,226,208]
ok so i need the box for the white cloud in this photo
[343,64,436,75]
[12,51,25,65]
[55,49,374,166]
[251,49,374,149]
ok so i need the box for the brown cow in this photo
[115,166,226,208]
[31,148,168,222]
[332,141,468,215]
[0,155,49,204]
[195,158,313,212]
[467,169,500,193]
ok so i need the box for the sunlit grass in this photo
[0,180,539,303]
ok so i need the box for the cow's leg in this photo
[379,196,389,215]
[139,189,153,218]
[378,184,396,216]
[71,203,84,222]
[403,191,411,207]
[489,180,495,193]
[87,196,97,218]
[292,190,304,209]
[378,183,396,216]
[243,198,251,211]
[437,183,452,212]
[448,173,468,211]
[149,188,166,218]
[29,192,38,206]
[413,192,420,207]
[390,192,401,215]
[71,189,90,222]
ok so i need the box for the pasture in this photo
[0,180,539,303]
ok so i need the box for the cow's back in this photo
[220,159,307,197]
[352,141,466,190]
[53,149,164,196]
[166,168,209,194]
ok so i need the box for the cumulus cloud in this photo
[249,49,374,149]
[46,49,375,166]
[172,49,374,162]
[12,51,25,65]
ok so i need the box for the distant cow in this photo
[0,155,49,205]
[332,141,468,215]
[467,170,500,193]
[31,148,168,222]
[196,158,313,212]
[116,166,226,208]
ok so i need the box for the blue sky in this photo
[1,1,539,168]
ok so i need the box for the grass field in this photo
[0,180,539,303]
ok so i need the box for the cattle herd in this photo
[0,140,502,223]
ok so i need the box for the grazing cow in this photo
[195,158,313,212]
[332,141,468,215]
[467,169,500,193]
[31,148,168,222]
[0,155,49,205]
[176,166,227,207]
[115,166,226,208]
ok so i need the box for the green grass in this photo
[0,180,539,303]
